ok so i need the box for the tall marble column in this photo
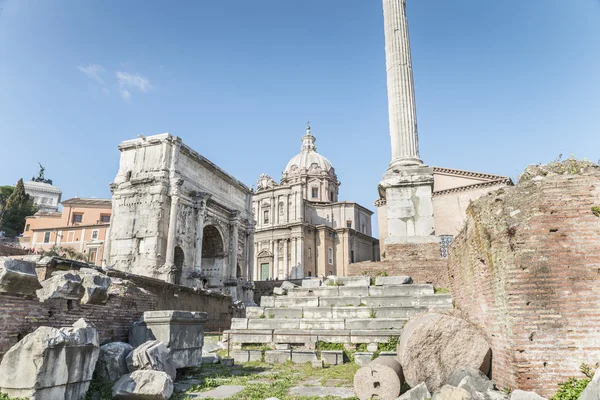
[379,0,436,246]
[383,0,421,169]
[193,193,211,272]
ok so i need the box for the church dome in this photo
[284,126,333,174]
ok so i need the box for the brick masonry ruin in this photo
[447,164,600,397]
[0,262,239,362]
[348,242,449,288]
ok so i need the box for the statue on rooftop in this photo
[31,162,52,185]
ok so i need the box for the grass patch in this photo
[174,361,360,400]
[434,287,450,294]
[241,344,271,351]
[369,309,377,318]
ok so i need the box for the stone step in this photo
[223,328,403,345]
[246,306,429,319]
[231,317,407,330]
[261,294,452,308]
[285,284,434,298]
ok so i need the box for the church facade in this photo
[252,126,379,281]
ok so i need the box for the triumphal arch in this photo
[105,133,255,301]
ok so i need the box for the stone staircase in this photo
[224,276,452,350]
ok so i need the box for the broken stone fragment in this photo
[579,367,600,400]
[126,340,176,380]
[0,318,99,400]
[280,280,297,290]
[36,271,85,302]
[446,367,494,393]
[432,385,471,400]
[396,382,431,400]
[95,342,133,384]
[510,389,547,400]
[398,313,491,392]
[273,286,286,295]
[0,256,42,296]
[79,269,112,304]
[112,370,174,400]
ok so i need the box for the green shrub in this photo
[551,377,590,400]
[551,363,595,400]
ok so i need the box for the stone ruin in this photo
[106,133,256,304]
[0,254,227,399]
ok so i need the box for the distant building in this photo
[23,163,62,213]
[21,197,112,265]
[252,126,379,280]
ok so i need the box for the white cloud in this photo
[78,64,104,84]
[116,71,151,93]
[120,89,131,102]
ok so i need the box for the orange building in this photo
[22,198,112,265]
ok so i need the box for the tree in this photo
[0,179,37,237]
[0,185,14,219]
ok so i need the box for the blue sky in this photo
[1,0,599,235]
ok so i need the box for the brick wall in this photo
[253,280,303,304]
[347,242,449,288]
[447,170,600,397]
[0,269,238,361]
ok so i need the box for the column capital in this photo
[193,191,212,208]
[170,178,184,196]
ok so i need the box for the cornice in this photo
[433,166,508,181]
[432,178,512,197]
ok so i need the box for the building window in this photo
[91,230,99,240]
[330,192,334,201]
[263,210,269,224]
[308,247,312,258]
[72,214,83,224]
[25,224,30,232]
[328,247,333,265]
[346,220,352,228]
[43,232,51,243]
[100,215,110,223]
[351,250,355,263]
[308,271,312,277]
[312,187,318,198]
[361,224,366,233]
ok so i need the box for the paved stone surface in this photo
[289,386,356,398]
[189,385,246,399]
